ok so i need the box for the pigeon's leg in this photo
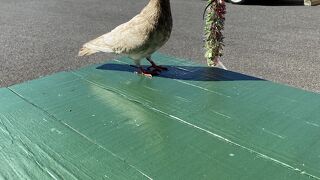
[131,59,157,77]
[146,56,168,72]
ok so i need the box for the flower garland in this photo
[204,0,226,67]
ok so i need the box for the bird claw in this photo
[131,63,166,78]
[134,68,159,78]
[135,71,153,78]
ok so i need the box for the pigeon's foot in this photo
[137,69,153,78]
[131,65,158,78]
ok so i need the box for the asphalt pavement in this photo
[0,0,319,92]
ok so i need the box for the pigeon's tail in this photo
[78,47,98,56]
[78,35,113,56]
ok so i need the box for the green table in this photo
[1,53,320,179]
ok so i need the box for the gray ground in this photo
[0,0,319,92]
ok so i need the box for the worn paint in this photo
[1,53,320,179]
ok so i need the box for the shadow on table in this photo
[97,63,264,81]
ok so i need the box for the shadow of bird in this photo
[96,63,264,81]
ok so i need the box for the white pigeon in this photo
[78,0,172,77]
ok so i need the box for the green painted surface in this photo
[1,53,320,179]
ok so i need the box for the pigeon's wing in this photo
[102,14,154,54]
[79,13,154,56]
